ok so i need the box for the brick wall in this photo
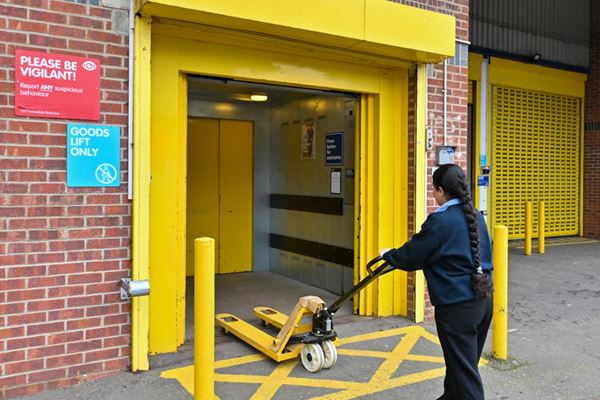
[396,0,470,320]
[0,0,472,396]
[585,0,600,238]
[0,1,131,398]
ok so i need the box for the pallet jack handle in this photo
[327,256,395,315]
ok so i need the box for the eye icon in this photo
[82,61,97,71]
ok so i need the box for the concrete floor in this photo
[186,271,355,342]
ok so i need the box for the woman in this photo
[380,164,493,400]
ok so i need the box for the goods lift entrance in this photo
[185,76,358,346]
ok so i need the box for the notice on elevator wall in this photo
[325,132,343,165]
[15,49,100,120]
[67,123,120,187]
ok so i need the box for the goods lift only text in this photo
[69,126,110,157]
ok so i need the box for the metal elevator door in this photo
[187,118,253,275]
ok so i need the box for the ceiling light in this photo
[250,94,268,102]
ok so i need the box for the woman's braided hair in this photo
[433,164,492,299]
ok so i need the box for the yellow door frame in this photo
[132,1,455,370]
[145,24,410,355]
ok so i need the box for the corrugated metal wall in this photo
[470,0,589,68]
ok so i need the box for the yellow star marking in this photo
[160,325,487,399]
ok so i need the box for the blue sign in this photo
[477,175,489,187]
[67,123,120,187]
[325,132,343,165]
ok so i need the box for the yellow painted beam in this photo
[142,0,364,45]
[580,97,585,237]
[176,73,187,348]
[413,64,428,323]
[357,94,378,316]
[376,73,396,317]
[393,69,409,317]
[131,13,152,372]
[149,35,183,354]
[153,30,383,94]
[468,53,586,98]
[353,99,362,315]
[361,0,455,61]
[141,0,454,63]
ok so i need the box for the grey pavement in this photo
[20,240,600,400]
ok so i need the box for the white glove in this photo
[379,248,392,258]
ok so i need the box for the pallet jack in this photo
[216,256,394,372]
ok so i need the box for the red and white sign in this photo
[15,49,100,120]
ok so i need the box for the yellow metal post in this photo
[524,201,532,255]
[195,238,215,400]
[538,201,545,254]
[492,225,508,360]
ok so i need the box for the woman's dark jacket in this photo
[382,204,493,306]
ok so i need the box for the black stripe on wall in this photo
[270,234,353,268]
[270,194,343,215]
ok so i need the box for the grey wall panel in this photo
[471,0,589,68]
[269,95,356,295]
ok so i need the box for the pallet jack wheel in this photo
[321,340,337,369]
[300,343,325,372]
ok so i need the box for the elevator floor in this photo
[185,272,354,342]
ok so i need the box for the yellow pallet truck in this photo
[216,256,394,372]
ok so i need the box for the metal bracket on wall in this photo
[119,278,150,301]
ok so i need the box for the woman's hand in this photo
[379,248,392,258]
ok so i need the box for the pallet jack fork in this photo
[216,256,394,372]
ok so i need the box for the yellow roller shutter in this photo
[492,86,580,239]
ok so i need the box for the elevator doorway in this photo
[145,37,412,355]
[184,77,358,343]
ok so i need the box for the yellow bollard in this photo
[492,225,508,360]
[538,201,545,254]
[524,201,532,256]
[195,237,215,400]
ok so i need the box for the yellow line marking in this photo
[250,359,296,399]
[405,354,445,363]
[217,373,363,390]
[310,367,447,400]
[510,238,598,249]
[418,327,442,345]
[335,326,411,345]
[160,325,485,399]
[161,366,194,394]
[370,328,420,383]
[215,353,267,368]
[336,348,395,358]
[512,240,598,249]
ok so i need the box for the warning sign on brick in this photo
[15,49,100,120]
